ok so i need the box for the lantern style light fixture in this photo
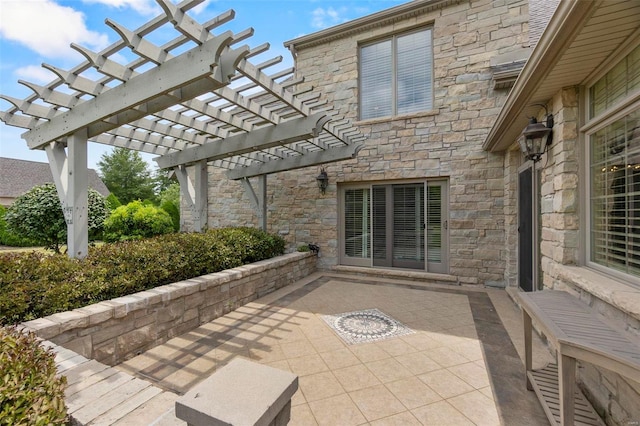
[518,113,554,162]
[316,168,329,194]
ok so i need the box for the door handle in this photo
[444,220,448,230]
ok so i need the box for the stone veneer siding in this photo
[510,88,640,425]
[184,0,530,286]
[21,252,316,366]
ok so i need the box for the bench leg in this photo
[558,354,576,426]
[523,310,533,391]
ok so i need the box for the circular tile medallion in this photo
[322,308,414,345]
[335,311,398,340]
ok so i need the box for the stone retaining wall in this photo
[22,252,317,366]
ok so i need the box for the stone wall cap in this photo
[175,358,298,426]
[555,264,640,322]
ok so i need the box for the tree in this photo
[5,183,109,253]
[154,169,176,195]
[98,148,156,204]
[159,182,180,206]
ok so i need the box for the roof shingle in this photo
[0,157,110,200]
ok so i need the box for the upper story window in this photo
[359,28,433,120]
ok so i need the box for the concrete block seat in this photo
[175,358,298,426]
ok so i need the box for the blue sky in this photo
[0,0,403,171]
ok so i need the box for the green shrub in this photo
[103,200,174,242]
[0,252,82,324]
[0,326,68,425]
[0,205,37,247]
[0,228,285,324]
[4,184,108,253]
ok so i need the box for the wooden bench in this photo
[517,290,640,426]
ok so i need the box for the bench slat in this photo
[528,364,604,426]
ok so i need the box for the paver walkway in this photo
[106,273,552,425]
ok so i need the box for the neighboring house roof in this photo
[484,0,640,152]
[0,157,110,200]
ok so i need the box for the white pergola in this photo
[0,0,364,258]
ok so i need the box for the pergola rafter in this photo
[0,0,365,258]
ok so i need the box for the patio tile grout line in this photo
[269,275,548,425]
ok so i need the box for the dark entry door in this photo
[519,165,534,292]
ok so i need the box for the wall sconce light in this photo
[518,112,554,162]
[316,168,329,194]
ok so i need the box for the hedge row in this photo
[0,227,285,325]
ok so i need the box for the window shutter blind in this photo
[344,188,370,258]
[590,111,640,276]
[392,185,424,262]
[590,44,640,118]
[426,185,442,263]
[396,30,432,115]
[360,41,392,120]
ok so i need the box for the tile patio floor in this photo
[115,272,554,425]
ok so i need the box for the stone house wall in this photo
[509,88,640,425]
[188,0,531,284]
[22,252,317,366]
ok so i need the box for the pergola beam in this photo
[226,143,364,180]
[156,113,329,169]
[24,33,243,149]
[0,0,366,260]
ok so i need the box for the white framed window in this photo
[359,28,433,120]
[339,180,448,273]
[587,42,640,282]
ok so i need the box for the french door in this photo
[341,181,448,273]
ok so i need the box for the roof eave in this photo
[483,0,599,153]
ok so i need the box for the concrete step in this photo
[331,264,461,286]
[48,341,182,425]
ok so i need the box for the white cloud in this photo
[82,0,160,16]
[14,65,59,84]
[0,0,109,60]
[311,6,348,30]
[189,0,212,16]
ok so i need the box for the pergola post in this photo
[240,176,267,231]
[45,131,88,258]
[175,161,208,232]
[194,160,208,232]
[0,1,365,258]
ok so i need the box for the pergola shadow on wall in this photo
[0,0,365,258]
